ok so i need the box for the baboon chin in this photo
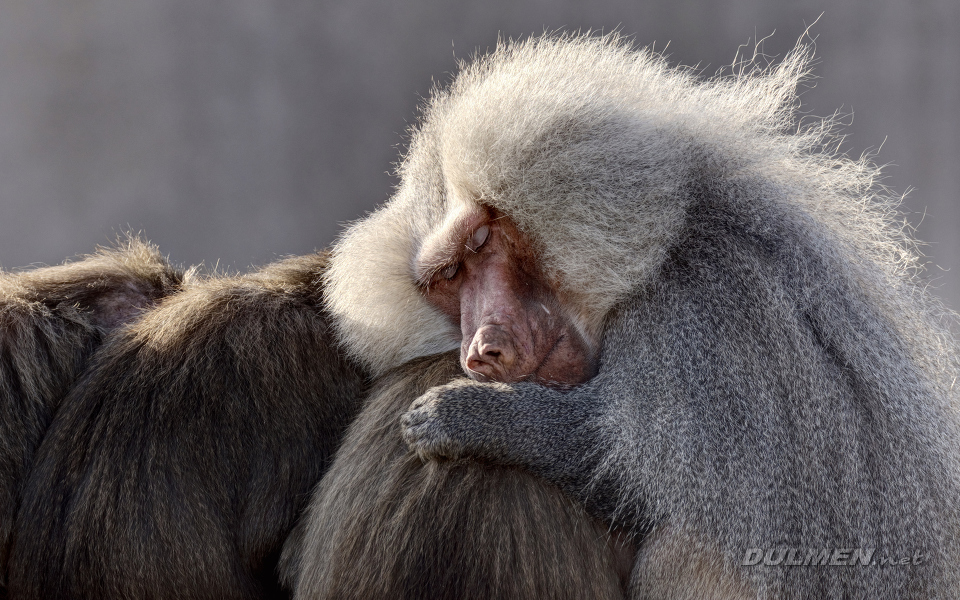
[282,352,634,600]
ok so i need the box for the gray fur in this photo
[0,237,184,591]
[328,34,960,598]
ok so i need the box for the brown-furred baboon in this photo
[0,238,184,593]
[280,352,633,600]
[322,34,960,599]
[8,252,367,600]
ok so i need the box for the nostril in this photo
[479,339,505,360]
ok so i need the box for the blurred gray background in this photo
[0,0,958,307]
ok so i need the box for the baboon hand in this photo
[401,379,512,462]
[401,387,460,461]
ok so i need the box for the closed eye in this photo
[467,225,490,252]
[440,263,459,280]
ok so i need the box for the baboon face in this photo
[415,205,594,386]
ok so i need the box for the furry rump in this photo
[8,252,367,600]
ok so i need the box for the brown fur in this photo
[0,237,183,591]
[8,252,367,600]
[281,352,631,600]
[629,526,756,600]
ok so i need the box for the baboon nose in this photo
[465,325,518,381]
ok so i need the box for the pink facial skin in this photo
[418,208,595,387]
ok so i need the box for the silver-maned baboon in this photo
[323,35,960,598]
[9,252,367,599]
[0,238,183,592]
[280,352,632,599]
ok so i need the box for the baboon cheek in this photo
[531,325,595,386]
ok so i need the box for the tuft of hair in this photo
[3,236,189,331]
[325,32,939,379]
[8,251,368,600]
[280,352,632,600]
[0,236,184,589]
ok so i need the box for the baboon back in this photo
[0,238,183,592]
[282,353,630,600]
[9,252,366,600]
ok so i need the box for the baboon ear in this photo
[86,283,163,330]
